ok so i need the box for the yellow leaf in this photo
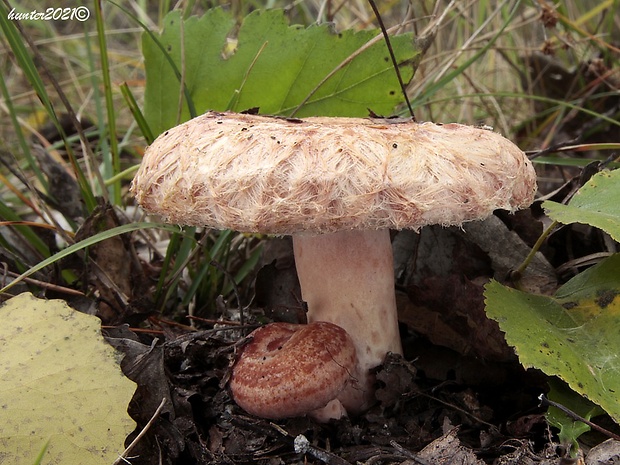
[0,293,136,465]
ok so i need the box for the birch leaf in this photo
[0,293,136,465]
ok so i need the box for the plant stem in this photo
[514,219,559,279]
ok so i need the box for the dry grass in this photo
[2,0,617,143]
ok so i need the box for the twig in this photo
[539,394,620,442]
[165,324,259,348]
[112,397,167,465]
[186,315,243,326]
[292,433,353,465]
[366,0,414,118]
[0,264,85,296]
[526,136,583,159]
[364,452,411,464]
[389,440,432,465]
[511,220,559,282]
[418,390,498,430]
[270,423,351,465]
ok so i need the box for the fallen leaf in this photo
[0,293,136,464]
[418,428,485,464]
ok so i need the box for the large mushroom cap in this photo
[132,111,537,234]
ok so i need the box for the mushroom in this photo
[228,321,357,420]
[131,111,537,419]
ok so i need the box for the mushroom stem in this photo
[292,229,403,413]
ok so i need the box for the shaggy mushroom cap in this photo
[131,111,537,234]
[132,110,537,420]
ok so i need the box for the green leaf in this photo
[543,169,620,241]
[143,8,418,135]
[0,293,136,464]
[484,253,620,423]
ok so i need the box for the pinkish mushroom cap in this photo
[229,322,357,420]
[132,112,536,234]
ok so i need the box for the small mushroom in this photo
[131,111,537,420]
[229,321,357,420]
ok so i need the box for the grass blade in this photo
[94,0,121,205]
[0,222,181,294]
